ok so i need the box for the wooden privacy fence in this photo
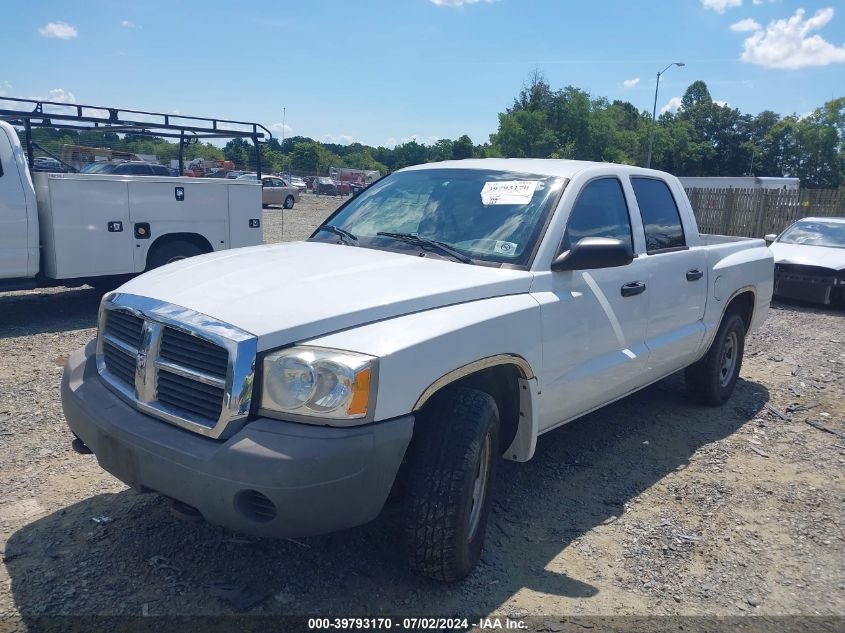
[685,188,845,238]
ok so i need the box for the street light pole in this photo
[646,61,685,169]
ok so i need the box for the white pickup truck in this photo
[62,159,773,581]
[0,120,262,291]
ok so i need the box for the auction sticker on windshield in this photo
[480,180,540,205]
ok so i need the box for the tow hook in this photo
[71,437,92,455]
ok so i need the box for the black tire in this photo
[146,239,205,270]
[685,311,746,405]
[403,387,499,582]
[284,195,295,209]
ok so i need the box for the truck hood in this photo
[116,241,534,348]
[770,242,845,270]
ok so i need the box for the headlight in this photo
[260,346,375,422]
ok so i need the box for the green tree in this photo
[451,135,474,160]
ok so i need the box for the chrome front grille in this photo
[160,327,229,376]
[96,294,257,439]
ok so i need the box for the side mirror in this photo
[764,233,777,245]
[552,237,634,272]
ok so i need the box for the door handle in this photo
[621,281,646,297]
[686,269,704,281]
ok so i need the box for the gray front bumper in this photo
[62,341,414,538]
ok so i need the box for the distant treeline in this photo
[23,75,844,186]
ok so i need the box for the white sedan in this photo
[766,217,845,306]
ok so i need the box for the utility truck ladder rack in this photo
[0,96,272,177]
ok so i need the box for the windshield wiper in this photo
[376,232,473,264]
[320,225,358,245]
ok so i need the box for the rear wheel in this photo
[146,239,205,270]
[685,311,746,405]
[403,387,499,581]
[284,195,295,209]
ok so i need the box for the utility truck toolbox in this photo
[63,158,774,581]
[33,172,261,279]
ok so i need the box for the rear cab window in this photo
[630,177,686,253]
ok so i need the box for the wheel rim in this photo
[468,431,492,540]
[719,330,738,387]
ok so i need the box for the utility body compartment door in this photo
[128,180,227,272]
[39,175,135,279]
[228,183,263,248]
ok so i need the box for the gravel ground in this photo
[0,193,843,621]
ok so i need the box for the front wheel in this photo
[403,387,499,582]
[284,195,295,209]
[685,312,746,405]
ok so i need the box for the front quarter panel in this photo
[301,294,543,423]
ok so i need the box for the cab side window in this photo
[562,177,632,251]
[631,177,686,252]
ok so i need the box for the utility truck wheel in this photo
[403,387,499,582]
[284,195,295,209]
[685,312,746,405]
[147,240,204,270]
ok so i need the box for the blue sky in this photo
[1,0,843,147]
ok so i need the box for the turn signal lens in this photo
[347,367,371,416]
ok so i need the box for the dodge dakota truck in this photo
[62,159,774,581]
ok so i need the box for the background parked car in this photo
[766,217,845,306]
[204,169,231,178]
[335,181,351,196]
[237,173,300,208]
[313,176,338,195]
[31,156,69,172]
[80,161,171,176]
[288,176,307,193]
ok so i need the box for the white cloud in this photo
[730,18,761,32]
[270,122,293,137]
[121,20,136,28]
[430,0,495,6]
[714,99,731,107]
[753,0,763,4]
[38,22,78,39]
[622,77,640,89]
[737,8,845,69]
[323,134,355,145]
[0,81,11,97]
[385,135,440,147]
[661,96,683,114]
[701,0,742,14]
[41,88,76,103]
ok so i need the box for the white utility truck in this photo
[63,159,774,581]
[0,100,268,291]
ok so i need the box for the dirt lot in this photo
[0,193,843,622]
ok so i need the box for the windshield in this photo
[310,168,565,266]
[80,162,116,174]
[778,220,845,249]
